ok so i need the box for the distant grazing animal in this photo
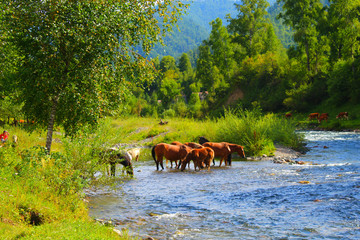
[285,113,292,119]
[181,147,214,171]
[308,113,320,121]
[11,135,18,148]
[318,113,329,123]
[159,119,168,125]
[336,112,348,120]
[151,143,191,170]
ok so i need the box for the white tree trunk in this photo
[45,97,59,153]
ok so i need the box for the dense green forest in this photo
[1,0,360,124]
[143,0,285,59]
[127,0,360,119]
[0,1,358,238]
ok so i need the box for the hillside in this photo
[141,0,291,59]
[142,0,240,59]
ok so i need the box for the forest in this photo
[125,0,360,120]
[0,1,359,238]
[1,0,359,123]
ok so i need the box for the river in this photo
[88,131,360,239]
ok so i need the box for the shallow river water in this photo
[88,131,360,239]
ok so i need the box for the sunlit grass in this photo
[0,114,303,239]
[106,113,302,156]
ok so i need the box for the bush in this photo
[327,59,352,106]
[162,108,176,118]
[214,109,303,156]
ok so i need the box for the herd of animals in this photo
[1,111,351,177]
[285,111,349,123]
[2,115,351,177]
[106,137,246,176]
[102,111,350,176]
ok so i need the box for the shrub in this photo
[162,108,176,118]
[215,109,303,156]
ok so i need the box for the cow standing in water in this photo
[180,147,215,171]
[151,143,191,170]
[100,149,134,176]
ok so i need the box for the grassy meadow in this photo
[285,103,360,131]
[3,110,349,239]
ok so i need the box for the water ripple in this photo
[88,131,360,239]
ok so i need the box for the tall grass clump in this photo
[0,124,127,239]
[215,109,304,156]
[159,117,216,144]
[0,146,87,238]
[61,118,135,182]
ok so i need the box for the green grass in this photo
[106,113,303,156]
[214,110,304,156]
[0,125,129,239]
[284,102,360,131]
[0,114,303,239]
[0,220,131,240]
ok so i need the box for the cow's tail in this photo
[152,145,157,162]
[151,145,157,162]
[152,144,160,170]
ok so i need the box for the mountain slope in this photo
[143,0,239,59]
[143,0,292,60]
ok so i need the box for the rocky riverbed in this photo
[246,144,310,165]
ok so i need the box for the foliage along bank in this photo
[117,0,360,122]
[0,110,303,239]
[0,139,128,239]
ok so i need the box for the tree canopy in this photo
[1,0,187,151]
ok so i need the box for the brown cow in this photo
[181,147,215,171]
[318,113,329,123]
[227,143,246,166]
[184,142,204,149]
[285,113,292,119]
[308,113,320,121]
[202,142,231,167]
[151,143,191,170]
[171,141,197,169]
[336,112,348,120]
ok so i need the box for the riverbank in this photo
[0,114,303,239]
[244,144,302,162]
[88,131,360,239]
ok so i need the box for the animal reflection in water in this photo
[100,148,141,176]
[199,136,246,167]
[152,143,191,170]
